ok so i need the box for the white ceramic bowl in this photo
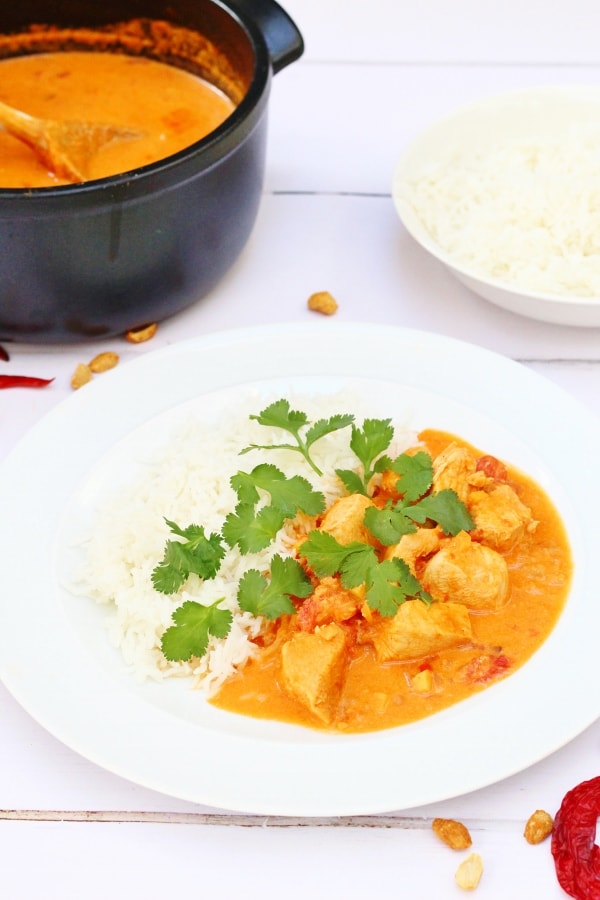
[392,86,600,327]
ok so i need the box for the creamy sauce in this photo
[212,431,572,733]
[0,51,236,187]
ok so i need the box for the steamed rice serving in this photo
[397,126,600,298]
[78,392,413,696]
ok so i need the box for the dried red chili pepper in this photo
[551,775,600,899]
[0,374,54,389]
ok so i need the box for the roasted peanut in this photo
[88,351,119,373]
[125,322,158,343]
[455,852,483,891]
[432,817,472,850]
[523,809,553,844]
[307,290,338,315]
[70,362,92,390]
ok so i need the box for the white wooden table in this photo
[2,3,600,896]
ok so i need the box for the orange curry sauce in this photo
[0,51,235,187]
[212,430,572,733]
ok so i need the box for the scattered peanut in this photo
[523,809,554,845]
[88,351,119,373]
[307,290,338,315]
[455,852,484,891]
[125,322,158,343]
[432,817,472,850]
[70,362,93,390]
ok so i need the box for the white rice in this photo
[398,125,600,298]
[77,392,415,697]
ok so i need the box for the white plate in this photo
[392,86,600,327]
[0,322,598,816]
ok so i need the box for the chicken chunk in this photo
[383,527,442,575]
[432,443,476,503]
[422,531,509,610]
[369,599,472,662]
[468,483,538,552]
[280,623,347,724]
[318,493,378,546]
[297,576,361,631]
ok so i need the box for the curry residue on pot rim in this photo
[0,19,248,187]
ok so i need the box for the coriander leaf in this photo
[373,454,394,474]
[270,553,314,599]
[338,544,379,589]
[304,414,355,448]
[250,398,308,432]
[388,451,433,502]
[299,530,362,577]
[335,468,367,495]
[363,502,417,546]
[299,530,378,587]
[231,463,324,517]
[366,558,432,616]
[151,520,226,594]
[222,503,286,553]
[366,560,411,616]
[229,470,261,506]
[268,473,325,517]
[244,399,321,472]
[242,400,353,476]
[237,555,312,619]
[160,598,233,661]
[406,489,474,536]
[348,418,395,493]
[351,418,394,467]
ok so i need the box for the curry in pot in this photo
[0,49,236,187]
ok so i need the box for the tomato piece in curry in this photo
[212,430,572,733]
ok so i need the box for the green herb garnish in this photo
[152,398,475,664]
[299,530,432,614]
[241,398,354,476]
[336,418,395,494]
[151,520,226,595]
[222,463,325,553]
[160,598,233,662]
[237,554,313,619]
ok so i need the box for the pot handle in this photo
[236,0,304,73]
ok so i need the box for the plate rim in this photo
[0,321,598,816]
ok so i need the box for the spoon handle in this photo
[0,99,43,144]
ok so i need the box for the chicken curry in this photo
[0,50,235,187]
[212,430,572,733]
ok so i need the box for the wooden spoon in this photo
[0,99,141,183]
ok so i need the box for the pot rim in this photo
[0,0,274,199]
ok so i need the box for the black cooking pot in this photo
[0,0,303,343]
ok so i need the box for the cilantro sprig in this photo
[152,398,477,665]
[152,463,325,592]
[160,598,233,662]
[299,530,432,615]
[151,520,226,594]
[336,418,395,495]
[241,398,354,476]
[222,463,325,553]
[160,556,312,662]
[238,554,313,619]
[362,449,474,543]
